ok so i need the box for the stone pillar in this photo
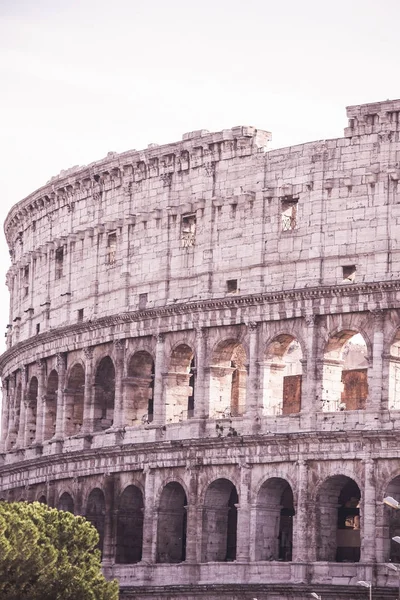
[302,313,318,415]
[17,366,27,448]
[153,334,166,426]
[370,309,384,410]
[141,467,156,563]
[54,353,67,439]
[113,339,125,428]
[246,322,259,422]
[82,347,94,433]
[0,378,10,449]
[292,459,309,562]
[236,463,251,561]
[102,474,115,566]
[35,359,46,444]
[185,465,200,563]
[194,327,207,419]
[361,458,376,563]
[4,376,15,450]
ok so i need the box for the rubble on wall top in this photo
[345,98,400,137]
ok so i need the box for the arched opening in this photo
[86,488,106,555]
[209,340,247,418]
[125,352,155,425]
[43,370,58,441]
[321,331,369,412]
[116,485,144,563]
[64,364,85,436]
[26,377,38,445]
[8,382,21,449]
[156,482,187,563]
[202,478,238,562]
[37,495,47,504]
[263,335,303,415]
[94,357,115,431]
[316,475,361,562]
[58,492,74,513]
[255,478,294,561]
[383,476,400,561]
[389,333,400,409]
[165,344,195,423]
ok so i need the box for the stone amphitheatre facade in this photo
[2,99,400,599]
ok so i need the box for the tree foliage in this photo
[0,501,119,600]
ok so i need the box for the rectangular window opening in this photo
[55,247,64,279]
[36,323,40,335]
[139,293,148,310]
[77,308,84,322]
[181,214,196,248]
[107,231,117,265]
[342,265,356,282]
[281,196,298,232]
[227,279,238,293]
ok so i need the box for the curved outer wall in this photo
[1,101,400,598]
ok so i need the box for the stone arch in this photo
[85,488,106,555]
[316,475,361,562]
[93,356,115,431]
[262,334,303,416]
[156,481,187,563]
[321,330,369,412]
[115,485,144,564]
[382,475,400,562]
[209,339,247,418]
[201,478,238,562]
[57,491,74,513]
[255,477,294,561]
[37,495,47,504]
[43,369,58,441]
[125,351,155,425]
[165,343,195,423]
[26,376,38,445]
[64,363,85,436]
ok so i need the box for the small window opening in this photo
[55,247,64,280]
[36,323,40,335]
[342,265,356,283]
[23,265,29,297]
[181,214,196,248]
[281,197,298,231]
[77,309,84,322]
[107,231,117,265]
[227,279,238,293]
[139,293,148,309]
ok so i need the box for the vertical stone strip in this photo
[82,347,94,433]
[35,359,46,444]
[54,352,67,439]
[17,366,27,447]
[184,464,199,563]
[0,378,10,449]
[113,339,125,428]
[362,457,376,563]
[236,462,251,561]
[370,309,384,410]
[246,322,259,422]
[293,459,309,562]
[303,313,317,416]
[153,334,165,426]
[4,376,15,450]
[194,327,207,419]
[141,466,156,562]
[102,474,115,566]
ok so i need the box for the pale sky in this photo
[0,0,400,352]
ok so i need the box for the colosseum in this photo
[2,99,400,599]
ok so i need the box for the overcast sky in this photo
[0,0,400,352]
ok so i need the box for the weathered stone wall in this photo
[2,99,400,598]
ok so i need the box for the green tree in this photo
[0,500,119,600]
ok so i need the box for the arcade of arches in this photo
[8,471,400,566]
[4,318,400,450]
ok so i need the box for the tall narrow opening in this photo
[125,351,154,426]
[209,340,247,418]
[93,357,115,431]
[57,492,74,513]
[202,478,238,562]
[44,369,58,441]
[165,344,195,423]
[86,488,106,556]
[116,485,144,564]
[263,335,302,416]
[156,482,187,563]
[26,377,38,445]
[64,364,85,436]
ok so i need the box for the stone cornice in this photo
[1,279,399,375]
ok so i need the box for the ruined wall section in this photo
[5,99,400,347]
